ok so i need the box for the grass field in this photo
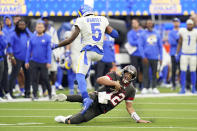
[0,90,197,131]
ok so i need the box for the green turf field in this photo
[0,93,197,131]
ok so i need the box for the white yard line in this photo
[0,116,197,120]
[0,108,197,112]
[0,125,197,130]
[0,93,196,103]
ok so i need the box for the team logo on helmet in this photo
[78,5,94,17]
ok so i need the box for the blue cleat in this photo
[192,88,197,94]
[179,90,186,94]
[81,97,93,115]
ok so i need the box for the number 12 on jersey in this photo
[91,23,102,41]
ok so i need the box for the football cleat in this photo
[152,88,160,94]
[179,90,186,94]
[141,88,148,94]
[54,115,72,123]
[52,93,67,102]
[81,97,93,115]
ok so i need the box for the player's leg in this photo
[55,96,101,124]
[171,56,176,89]
[30,61,39,98]
[76,51,102,114]
[67,69,76,94]
[189,55,197,93]
[55,66,64,89]
[40,63,52,99]
[142,59,149,94]
[179,55,188,94]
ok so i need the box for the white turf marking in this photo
[0,116,197,120]
[0,93,196,103]
[0,123,44,126]
[0,108,197,112]
[0,125,197,130]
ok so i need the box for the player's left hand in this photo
[137,119,152,123]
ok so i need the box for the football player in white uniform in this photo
[176,19,197,94]
[52,5,119,114]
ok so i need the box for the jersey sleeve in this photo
[103,17,109,28]
[124,86,136,102]
[74,18,83,30]
[105,71,116,80]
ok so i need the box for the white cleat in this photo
[5,93,13,100]
[148,88,153,94]
[54,115,72,123]
[52,93,67,102]
[152,88,160,94]
[0,97,6,102]
[141,88,148,94]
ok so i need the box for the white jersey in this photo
[75,15,109,50]
[179,28,197,54]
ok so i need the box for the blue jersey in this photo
[127,29,143,56]
[26,34,52,64]
[139,30,163,60]
[168,29,179,56]
[102,34,115,63]
[10,32,32,61]
[0,33,8,61]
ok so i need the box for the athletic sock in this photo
[76,73,89,99]
[180,71,186,91]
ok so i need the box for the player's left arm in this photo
[53,26,80,49]
[105,25,119,38]
[125,101,152,123]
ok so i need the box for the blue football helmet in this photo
[78,4,94,17]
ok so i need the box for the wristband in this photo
[131,112,141,122]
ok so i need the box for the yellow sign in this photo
[0,0,26,14]
[150,0,181,14]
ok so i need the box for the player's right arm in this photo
[176,35,183,54]
[105,25,119,38]
[96,75,121,91]
[52,26,80,49]
[125,101,151,123]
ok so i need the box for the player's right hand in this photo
[51,44,59,50]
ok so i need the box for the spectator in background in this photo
[168,18,180,90]
[2,15,15,100]
[25,20,52,100]
[127,19,144,91]
[139,20,163,94]
[94,34,116,90]
[0,22,8,101]
[176,19,197,94]
[42,16,59,96]
[8,20,32,98]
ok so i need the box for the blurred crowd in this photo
[0,14,197,101]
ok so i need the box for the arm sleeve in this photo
[158,35,163,60]
[74,18,83,31]
[138,34,145,58]
[105,71,116,80]
[47,37,52,64]
[25,39,31,63]
[127,31,138,46]
[0,35,7,50]
[124,86,136,102]
[7,34,14,54]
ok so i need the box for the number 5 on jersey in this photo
[91,23,102,41]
